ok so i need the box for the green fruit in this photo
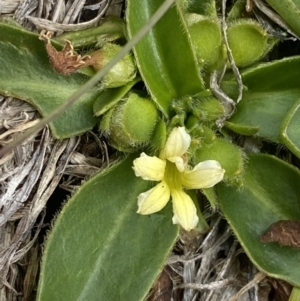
[194,138,244,182]
[187,15,223,68]
[90,43,136,88]
[101,92,158,152]
[227,20,271,67]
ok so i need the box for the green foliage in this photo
[93,77,141,116]
[182,0,216,16]
[227,56,300,143]
[126,0,204,117]
[194,138,244,182]
[3,0,300,297]
[217,154,300,286]
[36,155,179,301]
[54,16,125,48]
[281,99,300,158]
[266,0,300,37]
[227,20,274,67]
[101,92,159,151]
[0,22,100,138]
[90,43,137,88]
[187,16,223,68]
[194,97,225,121]
[289,287,300,301]
[150,119,167,150]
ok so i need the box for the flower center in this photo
[164,160,182,191]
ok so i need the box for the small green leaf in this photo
[227,0,247,20]
[224,121,259,136]
[217,154,300,286]
[181,0,215,15]
[54,16,125,48]
[228,56,300,142]
[281,99,300,158]
[194,97,225,121]
[150,119,167,149]
[37,155,179,301]
[126,0,204,117]
[0,21,100,138]
[93,77,141,116]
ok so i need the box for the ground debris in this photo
[0,95,105,300]
[147,212,291,301]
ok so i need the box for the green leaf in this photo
[0,21,100,138]
[266,0,300,37]
[224,121,259,136]
[227,56,300,142]
[93,77,141,116]
[202,187,218,210]
[37,155,179,301]
[281,99,300,158]
[126,0,204,117]
[54,16,125,48]
[183,0,216,16]
[217,154,300,286]
[227,0,247,20]
[289,287,300,301]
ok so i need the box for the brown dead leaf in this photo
[40,33,93,75]
[260,220,300,248]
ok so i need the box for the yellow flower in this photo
[132,127,225,231]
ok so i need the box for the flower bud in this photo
[186,14,224,69]
[100,92,159,152]
[227,20,277,67]
[193,97,225,121]
[191,124,216,145]
[187,124,216,155]
[89,43,136,88]
[194,138,244,183]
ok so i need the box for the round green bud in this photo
[185,115,199,131]
[227,20,270,67]
[194,138,244,182]
[90,43,136,88]
[190,124,216,146]
[193,97,225,121]
[101,92,158,152]
[186,15,223,68]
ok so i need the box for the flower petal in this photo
[171,189,199,231]
[133,153,166,181]
[167,156,185,172]
[160,127,191,159]
[181,160,225,189]
[137,181,170,214]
